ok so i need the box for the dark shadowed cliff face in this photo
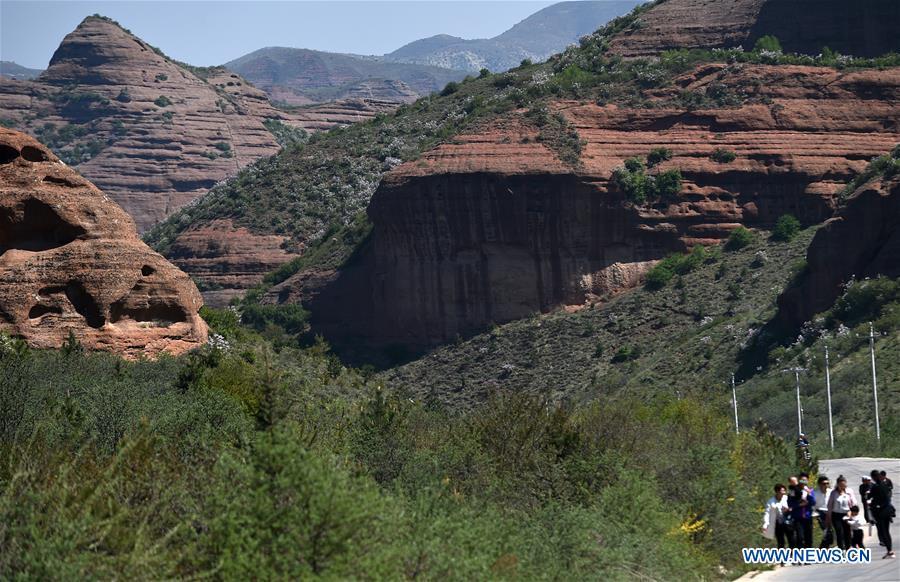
[778,175,900,328]
[362,172,666,345]
[608,0,900,58]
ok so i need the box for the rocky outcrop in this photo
[166,219,303,308]
[0,128,207,358]
[269,64,900,348]
[778,173,900,327]
[0,16,395,232]
[608,0,900,58]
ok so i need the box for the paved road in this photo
[740,457,899,582]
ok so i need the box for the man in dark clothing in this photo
[880,470,894,495]
[788,477,815,549]
[869,470,896,559]
[860,475,874,523]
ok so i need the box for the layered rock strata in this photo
[269,65,900,348]
[0,16,394,231]
[608,0,900,59]
[0,128,207,358]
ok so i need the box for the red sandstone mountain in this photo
[0,16,396,232]
[0,128,207,358]
[266,64,900,347]
[607,0,900,58]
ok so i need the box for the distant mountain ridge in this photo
[224,1,642,105]
[385,1,643,72]
[0,15,397,233]
[225,47,464,106]
[0,61,43,80]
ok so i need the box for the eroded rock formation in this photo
[607,0,900,58]
[0,16,396,231]
[269,64,900,348]
[778,174,900,327]
[0,128,207,358]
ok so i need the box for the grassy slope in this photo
[384,227,900,456]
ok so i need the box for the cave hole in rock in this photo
[65,281,105,328]
[20,146,49,163]
[38,285,68,297]
[109,280,188,326]
[29,304,63,319]
[0,198,87,255]
[0,144,19,164]
[109,298,188,326]
[141,265,156,277]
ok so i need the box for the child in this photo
[845,506,865,549]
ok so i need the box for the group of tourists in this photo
[763,469,896,560]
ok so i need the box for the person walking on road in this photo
[763,484,793,549]
[869,469,896,559]
[815,475,834,548]
[880,470,894,495]
[826,475,857,550]
[788,474,815,548]
[860,475,874,524]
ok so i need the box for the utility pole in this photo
[869,322,881,442]
[731,374,739,435]
[795,369,803,436]
[824,344,834,450]
[782,367,807,437]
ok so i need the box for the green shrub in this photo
[645,262,675,290]
[613,153,682,203]
[645,246,707,290]
[647,147,673,167]
[771,214,801,242]
[711,148,736,163]
[440,81,459,97]
[654,169,683,198]
[478,68,491,78]
[726,226,754,250]
[154,95,172,107]
[754,35,782,53]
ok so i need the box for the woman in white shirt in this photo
[826,475,857,550]
[763,483,792,548]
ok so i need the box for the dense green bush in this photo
[711,148,736,163]
[154,95,172,107]
[647,146,673,167]
[753,35,783,53]
[726,226,755,250]
[771,214,801,242]
[440,81,459,96]
[613,159,683,204]
[0,316,798,578]
[645,246,709,290]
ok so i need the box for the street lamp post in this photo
[868,322,881,442]
[731,374,739,435]
[824,345,834,450]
